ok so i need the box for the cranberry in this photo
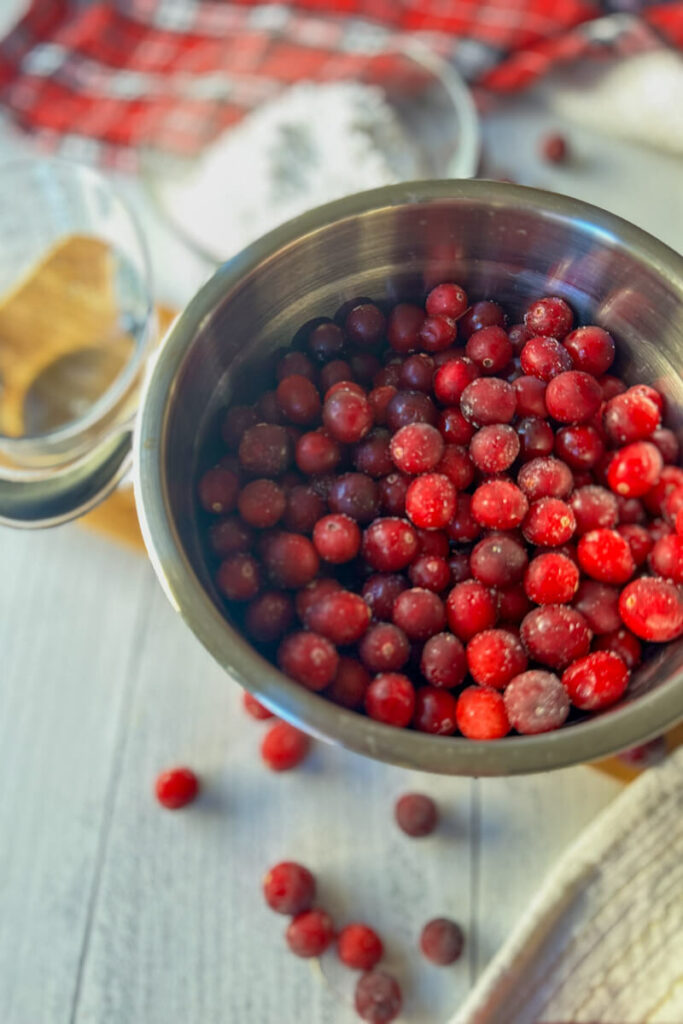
[327,657,371,709]
[278,630,339,690]
[470,424,519,474]
[275,373,321,426]
[389,422,444,475]
[394,792,438,838]
[306,591,370,646]
[497,583,532,624]
[523,498,576,546]
[420,917,465,965]
[286,908,335,958]
[520,605,592,669]
[516,416,554,461]
[446,580,498,641]
[326,380,365,400]
[295,430,341,475]
[524,552,579,605]
[545,370,602,424]
[567,486,616,537]
[514,375,547,417]
[359,622,410,673]
[620,577,683,641]
[362,574,408,620]
[433,446,473,492]
[577,528,635,584]
[563,326,614,376]
[351,352,381,385]
[257,389,285,424]
[393,588,446,641]
[466,629,528,689]
[323,388,373,444]
[470,532,528,587]
[662,485,683,526]
[307,320,346,362]
[242,691,274,719]
[261,721,311,770]
[419,314,457,353]
[449,550,473,584]
[651,427,679,465]
[295,577,342,621]
[573,580,622,634]
[378,473,410,515]
[222,404,259,449]
[504,671,569,734]
[237,479,286,529]
[518,456,573,501]
[433,357,479,405]
[471,480,529,530]
[263,532,320,588]
[600,374,627,401]
[520,336,573,381]
[313,513,361,563]
[525,297,573,338]
[386,389,437,431]
[155,766,199,809]
[362,518,418,571]
[277,350,316,383]
[398,353,433,393]
[338,924,384,971]
[555,424,605,470]
[216,553,261,601]
[426,282,468,319]
[459,300,505,340]
[353,428,393,478]
[282,485,325,533]
[209,516,253,557]
[562,651,629,711]
[604,388,660,445]
[593,628,642,669]
[643,465,683,516]
[444,495,479,544]
[326,473,378,524]
[354,971,402,1024]
[540,132,569,164]
[438,407,475,445]
[408,554,450,592]
[416,529,450,557]
[460,377,517,426]
[239,423,292,476]
[345,302,385,346]
[198,465,239,514]
[649,534,683,583]
[607,441,663,498]
[420,632,466,688]
[508,323,532,355]
[617,523,654,566]
[245,591,295,643]
[263,861,316,915]
[365,673,416,727]
[368,385,397,425]
[387,302,425,353]
[413,687,458,734]
[405,473,457,530]
[375,361,402,389]
[466,325,512,374]
[456,686,510,739]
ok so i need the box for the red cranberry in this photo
[413,687,458,734]
[438,407,475,445]
[577,528,635,584]
[504,670,569,734]
[327,657,371,709]
[354,971,402,1024]
[390,423,444,475]
[365,673,416,727]
[306,591,370,646]
[198,465,239,514]
[456,686,510,739]
[426,282,468,319]
[446,580,498,641]
[399,353,433,392]
[338,924,384,971]
[516,417,554,461]
[435,444,475,490]
[238,478,286,528]
[263,861,316,915]
[432,348,461,367]
[540,132,569,164]
[619,577,683,641]
[295,430,341,475]
[497,583,532,624]
[209,516,253,557]
[378,473,410,515]
[604,388,660,445]
[353,428,393,478]
[617,523,653,566]
[562,651,629,710]
[662,485,683,526]
[593,628,642,669]
[600,374,627,401]
[433,356,479,405]
[525,297,573,338]
[420,632,466,688]
[362,574,408,620]
[508,323,532,355]
[242,691,274,719]
[308,321,345,362]
[459,300,505,340]
[651,427,679,465]
[286,908,335,958]
[351,352,382,385]
[245,591,295,643]
[346,303,385,346]
[295,577,342,621]
[607,441,663,498]
[155,766,199,809]
[650,518,673,544]
[216,553,261,601]
[386,389,437,431]
[362,518,418,571]
[520,605,592,669]
[563,326,614,376]
[632,383,664,413]
[555,424,605,470]
[524,552,579,605]
[278,630,339,690]
[409,554,451,592]
[573,580,622,634]
[514,375,547,417]
[283,485,325,533]
[416,528,450,558]
[368,385,397,425]
[523,498,576,546]
[650,534,683,583]
[471,480,528,531]
[395,792,438,836]
[466,629,528,689]
[323,388,373,443]
[466,326,512,374]
[460,378,517,426]
[239,423,292,476]
[405,473,457,530]
[277,350,316,383]
[387,302,426,353]
[263,532,320,588]
[518,456,573,501]
[393,588,446,641]
[313,513,361,563]
[471,532,528,586]
[520,335,573,381]
[328,473,379,523]
[419,314,457,352]
[261,721,311,771]
[545,370,602,424]
[222,404,259,449]
[643,466,683,516]
[359,622,410,673]
[470,424,520,473]
[420,917,465,965]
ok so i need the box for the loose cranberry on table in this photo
[263,861,316,915]
[504,671,570,734]
[540,132,569,165]
[420,917,465,965]
[354,970,403,1024]
[395,792,438,837]
[261,721,311,771]
[286,908,335,958]
[337,924,384,971]
[154,766,199,810]
[243,691,274,719]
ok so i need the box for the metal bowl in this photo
[135,180,683,776]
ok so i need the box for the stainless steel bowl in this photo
[135,180,683,776]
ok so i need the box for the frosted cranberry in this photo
[607,441,663,498]
[409,554,451,592]
[562,651,629,711]
[568,487,617,538]
[415,528,449,558]
[433,356,478,406]
[523,498,576,546]
[238,423,292,476]
[521,605,591,669]
[593,627,642,669]
[277,350,316,383]
[447,494,481,543]
[466,629,527,689]
[405,473,456,530]
[243,691,274,719]
[525,297,573,338]
[516,417,554,461]
[600,374,627,401]
[438,407,475,445]
[368,384,397,426]
[419,314,457,353]
[461,378,517,426]
[426,282,468,319]
[346,302,385,346]
[263,532,320,588]
[362,574,408,620]
[497,583,532,623]
[276,374,321,426]
[354,971,402,1024]
[456,686,510,739]
[363,518,418,571]
[209,516,252,557]
[555,424,605,470]
[350,352,381,385]
[460,300,505,340]
[604,389,660,445]
[577,528,635,584]
[617,523,653,566]
[245,590,294,643]
[386,302,425,353]
[504,671,569,734]
[365,672,416,727]
[525,552,579,605]
[435,444,475,490]
[632,383,664,412]
[328,473,379,524]
[469,424,519,474]
[563,325,614,375]
[295,577,341,621]
[513,375,547,417]
[237,479,286,529]
[353,428,393,478]
[446,580,497,641]
[338,924,384,971]
[286,908,335,958]
[540,132,569,164]
[308,320,345,363]
[520,336,572,381]
[616,495,646,524]
[650,517,673,543]
[643,465,683,516]
[466,326,512,374]
[313,513,361,563]
[449,549,473,584]
[264,862,315,916]
[395,792,438,836]
[651,427,679,465]
[261,721,311,771]
[420,917,465,965]
[518,457,573,501]
[216,553,261,601]
[222,404,259,449]
[471,480,528,531]
[327,657,371,709]
[620,577,683,641]
[650,534,683,583]
[418,632,465,689]
[306,591,370,646]
[470,533,528,586]
[198,465,239,514]
[378,473,410,515]
[573,580,621,634]
[155,766,199,809]
[413,687,458,734]
[386,389,437,431]
[393,588,446,641]
[545,371,602,424]
[397,353,432,393]
[295,430,340,475]
[282,485,325,533]
[257,389,284,424]
[505,320,528,352]
[323,389,373,444]
[360,622,410,673]
[390,422,444,475]
[278,630,339,691]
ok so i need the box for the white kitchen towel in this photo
[452,746,683,1024]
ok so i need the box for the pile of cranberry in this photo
[197,284,683,741]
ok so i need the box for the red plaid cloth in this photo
[0,0,681,166]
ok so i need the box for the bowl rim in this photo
[134,179,683,776]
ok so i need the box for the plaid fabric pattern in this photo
[0,0,680,165]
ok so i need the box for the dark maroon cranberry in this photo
[295,578,341,622]
[415,528,449,557]
[395,792,438,836]
[413,687,458,734]
[354,971,402,1024]
[514,375,547,417]
[377,473,410,515]
[326,657,371,709]
[386,390,438,431]
[328,473,379,523]
[520,605,592,669]
[245,591,295,643]
[651,427,679,465]
[221,404,259,449]
[436,444,475,489]
[368,385,397,426]
[257,389,284,424]
[362,573,408,620]
[496,583,532,624]
[353,428,393,478]
[420,918,465,965]
[359,622,410,672]
[277,350,317,383]
[555,424,605,470]
[393,588,446,641]
[459,300,505,340]
[409,554,451,592]
[448,549,473,584]
[239,423,292,476]
[209,516,253,558]
[569,485,618,535]
[350,352,382,385]
[216,553,261,601]
[438,407,476,445]
[520,335,573,381]
[295,430,341,475]
[470,533,528,587]
[466,325,513,374]
[593,628,642,670]
[420,632,466,688]
[323,388,373,443]
[275,374,321,425]
[262,532,320,589]
[238,479,286,528]
[346,302,386,346]
[516,417,554,461]
[307,321,345,363]
[399,353,434,392]
[320,359,353,392]
[447,494,482,543]
[313,513,361,563]
[282,485,326,533]
[198,465,239,515]
[386,302,425,353]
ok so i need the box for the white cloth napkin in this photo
[451,747,683,1024]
